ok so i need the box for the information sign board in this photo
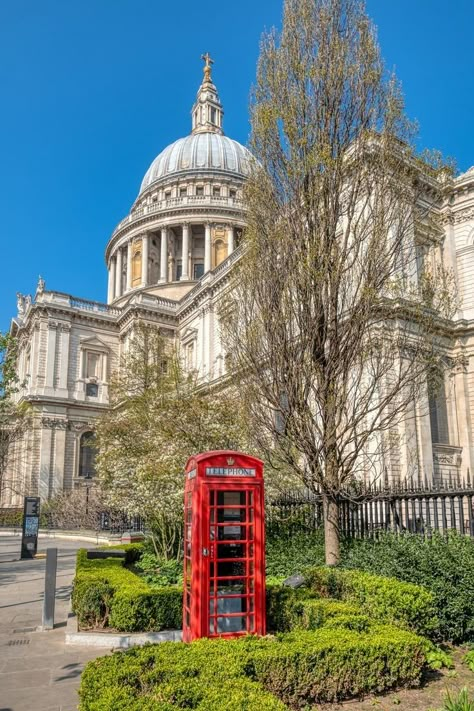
[21,496,40,559]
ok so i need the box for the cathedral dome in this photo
[139,132,252,194]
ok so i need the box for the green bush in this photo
[72,579,114,629]
[109,587,182,632]
[79,625,426,709]
[305,566,438,637]
[265,529,325,577]
[134,552,183,586]
[293,597,371,632]
[72,548,181,632]
[342,531,474,643]
[104,542,145,564]
[265,584,370,633]
[265,584,315,631]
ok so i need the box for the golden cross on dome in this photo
[201,52,214,81]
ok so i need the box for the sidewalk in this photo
[0,534,107,711]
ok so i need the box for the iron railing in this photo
[268,477,474,538]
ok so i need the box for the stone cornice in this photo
[18,298,121,333]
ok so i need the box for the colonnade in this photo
[107,223,236,302]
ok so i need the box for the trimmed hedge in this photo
[105,542,145,564]
[305,566,438,637]
[72,548,182,632]
[79,625,426,709]
[74,549,437,638]
[109,587,183,632]
[265,583,370,633]
[342,531,474,643]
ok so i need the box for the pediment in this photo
[181,328,198,344]
[80,336,111,351]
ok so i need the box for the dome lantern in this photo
[191,53,224,135]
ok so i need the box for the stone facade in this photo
[3,61,474,506]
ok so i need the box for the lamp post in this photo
[83,470,93,517]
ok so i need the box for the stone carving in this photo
[41,417,68,430]
[70,422,92,433]
[433,446,462,467]
[454,208,474,224]
[37,275,45,294]
[453,354,469,374]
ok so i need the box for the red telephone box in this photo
[182,450,266,642]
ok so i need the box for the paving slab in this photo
[0,534,108,711]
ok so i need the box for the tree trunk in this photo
[323,494,340,565]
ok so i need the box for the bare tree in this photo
[221,0,456,564]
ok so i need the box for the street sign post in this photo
[20,496,40,559]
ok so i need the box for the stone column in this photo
[115,248,123,298]
[107,258,116,302]
[58,324,70,395]
[160,227,168,283]
[45,322,58,390]
[181,223,190,280]
[227,224,234,256]
[126,241,132,291]
[204,223,212,273]
[141,234,149,287]
[30,322,39,390]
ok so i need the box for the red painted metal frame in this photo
[182,450,265,643]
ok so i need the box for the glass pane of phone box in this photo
[210,616,248,633]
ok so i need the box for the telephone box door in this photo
[202,483,264,638]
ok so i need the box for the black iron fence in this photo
[268,478,474,538]
[0,507,145,535]
[3,478,474,539]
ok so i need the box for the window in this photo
[196,186,204,196]
[213,187,220,197]
[194,263,205,279]
[186,342,195,370]
[429,378,450,444]
[86,382,98,397]
[180,187,187,197]
[210,107,216,124]
[79,432,97,478]
[176,262,182,281]
[165,190,171,199]
[229,189,237,199]
[24,349,31,379]
[85,352,101,380]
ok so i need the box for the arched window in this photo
[79,432,97,478]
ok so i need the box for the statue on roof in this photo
[37,275,45,294]
[201,52,214,82]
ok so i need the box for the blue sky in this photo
[0,0,472,331]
